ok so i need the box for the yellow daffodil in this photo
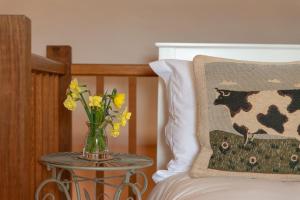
[89,96,102,107]
[70,79,81,94]
[120,107,131,126]
[111,123,120,137]
[113,93,125,109]
[63,95,77,111]
[71,91,80,99]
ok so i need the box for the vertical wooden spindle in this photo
[46,46,72,199]
[128,77,137,198]
[96,76,105,199]
[128,77,137,154]
[34,74,43,191]
[54,75,60,153]
[30,73,36,199]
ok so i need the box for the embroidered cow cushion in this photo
[191,55,300,180]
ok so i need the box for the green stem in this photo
[104,96,112,117]
[79,93,92,121]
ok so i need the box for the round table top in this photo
[40,152,153,171]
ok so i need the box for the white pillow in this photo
[149,59,199,181]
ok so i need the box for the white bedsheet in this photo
[148,173,300,200]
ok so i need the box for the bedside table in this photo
[35,152,153,200]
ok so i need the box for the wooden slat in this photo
[71,64,157,77]
[128,77,137,198]
[48,75,55,155]
[54,75,60,154]
[53,75,60,197]
[31,54,65,74]
[128,77,137,154]
[41,74,51,195]
[46,46,72,152]
[47,75,56,196]
[30,74,36,199]
[32,72,61,198]
[34,73,43,195]
[0,15,32,200]
[96,76,105,199]
[48,74,60,197]
[96,76,105,94]
[46,46,72,200]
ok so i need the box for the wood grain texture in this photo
[41,74,51,195]
[72,64,157,76]
[46,46,72,152]
[54,75,60,157]
[96,76,105,94]
[33,73,43,195]
[32,72,62,199]
[30,74,37,199]
[128,77,137,198]
[0,21,72,199]
[0,15,32,200]
[46,46,72,199]
[31,54,65,74]
[96,76,105,199]
[128,77,137,154]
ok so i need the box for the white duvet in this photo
[147,173,300,200]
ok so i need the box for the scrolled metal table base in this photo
[113,170,148,200]
[35,166,148,200]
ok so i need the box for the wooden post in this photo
[128,77,137,154]
[0,15,32,200]
[46,46,72,199]
[128,77,137,198]
[46,46,72,152]
[96,76,105,199]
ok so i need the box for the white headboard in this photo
[156,42,300,170]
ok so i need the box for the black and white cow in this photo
[214,88,300,145]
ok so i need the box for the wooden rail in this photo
[1,14,155,200]
[31,54,65,74]
[0,15,72,200]
[32,46,72,200]
[71,64,157,76]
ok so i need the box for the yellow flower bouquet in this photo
[64,79,131,160]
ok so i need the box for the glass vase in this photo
[83,122,110,160]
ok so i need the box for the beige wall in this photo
[2,0,300,64]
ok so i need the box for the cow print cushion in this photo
[191,55,300,179]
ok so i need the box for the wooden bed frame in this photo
[0,15,157,200]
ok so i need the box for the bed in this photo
[148,172,300,200]
[149,43,300,200]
